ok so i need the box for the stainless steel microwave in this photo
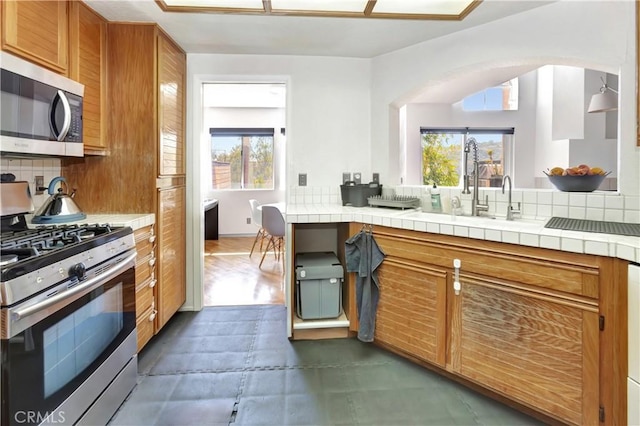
[0,52,84,157]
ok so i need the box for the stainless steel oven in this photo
[1,181,138,426]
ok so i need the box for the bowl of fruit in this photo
[543,165,610,192]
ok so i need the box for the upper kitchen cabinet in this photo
[68,2,108,155]
[1,1,69,74]
[158,35,186,176]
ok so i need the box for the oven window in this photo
[43,283,124,398]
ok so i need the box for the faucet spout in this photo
[501,175,520,220]
[462,137,476,195]
[463,137,489,216]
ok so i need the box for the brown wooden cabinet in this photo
[62,23,186,351]
[158,35,186,176]
[358,225,626,426]
[450,273,599,425]
[134,225,157,352]
[156,185,186,329]
[375,257,447,367]
[68,1,107,155]
[1,0,69,74]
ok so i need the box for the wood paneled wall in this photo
[63,23,158,213]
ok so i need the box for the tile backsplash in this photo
[288,184,640,224]
[1,158,62,209]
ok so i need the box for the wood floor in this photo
[204,236,285,306]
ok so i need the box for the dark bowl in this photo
[544,172,609,192]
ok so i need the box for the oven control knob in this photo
[70,263,86,280]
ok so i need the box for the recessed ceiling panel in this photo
[373,0,474,15]
[163,0,264,10]
[270,0,369,13]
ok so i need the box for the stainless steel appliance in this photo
[0,181,137,425]
[0,52,84,157]
[32,177,86,224]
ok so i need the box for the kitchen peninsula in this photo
[287,202,636,426]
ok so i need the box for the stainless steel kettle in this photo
[32,177,86,224]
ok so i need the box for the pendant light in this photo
[587,76,618,113]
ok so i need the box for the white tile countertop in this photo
[286,204,640,264]
[27,213,155,231]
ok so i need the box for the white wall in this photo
[371,0,639,197]
[551,66,585,141]
[189,54,371,189]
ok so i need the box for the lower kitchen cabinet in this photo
[364,224,626,426]
[450,273,599,425]
[375,257,447,367]
[134,224,157,352]
[156,185,186,331]
[136,305,157,352]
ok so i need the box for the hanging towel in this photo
[345,229,385,342]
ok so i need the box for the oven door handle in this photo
[12,252,137,321]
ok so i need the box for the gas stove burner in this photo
[0,255,18,266]
[79,231,95,240]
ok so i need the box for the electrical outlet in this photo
[35,175,44,195]
[298,173,307,186]
[246,217,251,224]
[372,173,380,183]
[342,172,351,184]
[353,172,362,184]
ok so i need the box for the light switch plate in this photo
[298,173,307,186]
[353,172,362,184]
[372,173,379,183]
[342,173,351,183]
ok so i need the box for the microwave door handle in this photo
[11,252,136,322]
[49,90,71,141]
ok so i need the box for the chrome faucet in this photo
[501,175,521,221]
[462,137,489,216]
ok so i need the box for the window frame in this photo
[209,127,275,190]
[419,127,515,188]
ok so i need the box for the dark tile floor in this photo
[109,305,544,426]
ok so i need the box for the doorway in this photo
[200,82,287,307]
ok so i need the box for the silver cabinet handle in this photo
[149,257,156,267]
[149,309,157,322]
[453,258,461,296]
[148,279,157,288]
[149,235,156,243]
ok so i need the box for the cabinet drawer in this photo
[135,251,156,284]
[373,226,600,299]
[134,225,156,255]
[135,276,156,315]
[136,304,157,352]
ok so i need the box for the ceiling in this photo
[85,0,551,58]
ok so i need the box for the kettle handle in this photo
[47,177,67,195]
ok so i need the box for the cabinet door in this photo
[157,34,186,177]
[449,273,599,426]
[375,258,447,367]
[1,1,68,74]
[69,2,107,154]
[156,185,186,331]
